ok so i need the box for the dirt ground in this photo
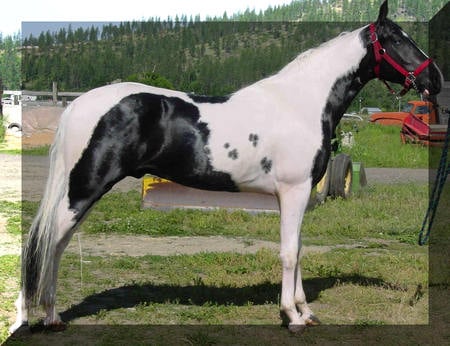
[21,105,62,147]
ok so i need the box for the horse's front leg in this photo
[277,179,317,333]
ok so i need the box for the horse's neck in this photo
[253,26,370,120]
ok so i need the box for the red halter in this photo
[369,23,432,96]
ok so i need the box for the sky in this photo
[0,0,294,37]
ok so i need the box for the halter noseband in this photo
[369,23,432,96]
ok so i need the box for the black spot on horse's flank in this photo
[260,157,272,174]
[249,133,259,147]
[188,93,231,104]
[228,149,239,160]
[224,143,230,149]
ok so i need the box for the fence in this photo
[22,82,83,106]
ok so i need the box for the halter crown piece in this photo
[369,23,432,97]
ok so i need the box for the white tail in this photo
[23,124,70,306]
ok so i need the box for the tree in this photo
[125,71,175,90]
[0,35,21,90]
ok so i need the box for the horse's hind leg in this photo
[41,199,80,330]
[10,195,78,333]
[9,291,28,333]
[39,167,128,329]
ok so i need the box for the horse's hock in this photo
[22,105,64,147]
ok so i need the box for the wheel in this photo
[330,154,352,199]
[8,123,22,132]
[314,159,331,203]
[308,159,332,208]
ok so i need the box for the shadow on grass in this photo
[60,274,403,323]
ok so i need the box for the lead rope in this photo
[418,117,450,245]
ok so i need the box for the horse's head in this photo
[367,0,442,97]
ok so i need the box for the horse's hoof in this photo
[279,311,290,327]
[31,319,67,333]
[305,314,321,326]
[46,321,67,332]
[288,323,307,335]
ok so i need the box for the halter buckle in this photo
[405,72,417,88]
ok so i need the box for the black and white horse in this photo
[11,1,442,334]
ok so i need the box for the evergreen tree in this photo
[14,0,445,111]
[0,35,21,89]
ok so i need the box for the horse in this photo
[11,0,442,335]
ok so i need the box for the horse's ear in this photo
[376,0,389,24]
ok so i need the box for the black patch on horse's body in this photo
[311,29,373,187]
[188,93,230,104]
[69,93,239,216]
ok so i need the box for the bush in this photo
[125,72,174,90]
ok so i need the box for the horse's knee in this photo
[280,250,298,270]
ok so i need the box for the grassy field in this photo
[0,122,440,344]
[18,183,428,245]
[338,121,428,168]
[3,181,436,344]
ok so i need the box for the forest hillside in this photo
[1,0,448,111]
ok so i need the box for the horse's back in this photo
[57,83,185,170]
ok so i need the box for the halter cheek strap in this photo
[369,23,432,96]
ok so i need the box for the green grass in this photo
[0,202,21,344]
[26,244,427,327]
[22,183,427,245]
[19,241,423,326]
[22,145,51,156]
[0,145,52,155]
[304,183,428,244]
[0,201,22,236]
[0,121,5,143]
[339,121,428,168]
[0,255,20,344]
[0,125,441,343]
[3,182,435,344]
[0,244,433,343]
